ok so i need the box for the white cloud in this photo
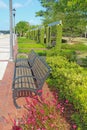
[24,0,32,6]
[13,0,32,9]
[13,3,23,9]
[29,19,35,25]
[29,18,42,25]
[0,0,7,8]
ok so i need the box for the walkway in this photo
[0,35,21,130]
[0,34,10,80]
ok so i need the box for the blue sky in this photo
[0,0,43,30]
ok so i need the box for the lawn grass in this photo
[61,43,87,52]
[18,37,36,44]
[18,37,45,48]
[18,37,47,55]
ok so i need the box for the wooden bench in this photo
[12,52,50,109]
[15,50,37,68]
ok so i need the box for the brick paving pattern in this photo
[0,44,26,130]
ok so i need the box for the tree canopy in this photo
[36,0,87,37]
[15,21,30,37]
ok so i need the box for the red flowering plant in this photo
[12,90,73,130]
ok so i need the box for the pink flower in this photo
[12,126,22,130]
[51,124,55,127]
[65,99,69,104]
[44,116,48,120]
[72,124,77,129]
[40,109,45,115]
[25,97,30,104]
[53,92,58,99]
[52,99,57,105]
[49,114,55,119]
[37,89,43,94]
[32,99,38,105]
[61,107,64,113]
[57,103,61,109]
[46,92,50,97]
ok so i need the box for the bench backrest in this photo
[32,56,50,89]
[28,50,37,67]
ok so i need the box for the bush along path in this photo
[46,55,87,130]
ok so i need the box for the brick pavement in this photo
[0,43,26,130]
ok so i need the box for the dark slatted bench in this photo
[12,53,50,109]
[15,50,37,68]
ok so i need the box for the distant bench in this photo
[12,50,50,108]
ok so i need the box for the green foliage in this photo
[18,43,44,49]
[56,24,62,51]
[18,37,46,53]
[46,56,87,129]
[15,21,30,37]
[46,46,77,62]
[36,0,87,37]
[18,37,36,44]
[60,50,77,62]
[46,27,49,47]
[36,0,56,26]
[81,56,87,67]
[40,27,45,44]
[61,43,87,52]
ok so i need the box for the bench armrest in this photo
[16,53,28,59]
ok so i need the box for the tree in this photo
[36,0,87,37]
[36,0,56,26]
[15,21,30,37]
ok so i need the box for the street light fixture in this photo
[13,8,16,45]
[9,0,13,61]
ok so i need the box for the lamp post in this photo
[9,0,13,61]
[13,8,16,45]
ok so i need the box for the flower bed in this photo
[12,91,72,130]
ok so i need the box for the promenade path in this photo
[0,35,22,130]
[0,34,10,80]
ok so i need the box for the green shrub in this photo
[61,43,87,52]
[46,56,87,129]
[46,47,60,56]
[60,49,77,62]
[81,56,87,67]
[46,47,77,62]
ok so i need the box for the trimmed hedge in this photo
[40,27,45,45]
[46,56,87,130]
[56,24,62,52]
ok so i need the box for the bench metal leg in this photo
[13,91,21,109]
[13,98,21,109]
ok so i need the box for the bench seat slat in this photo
[16,58,29,67]
[14,66,36,89]
[14,77,36,89]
